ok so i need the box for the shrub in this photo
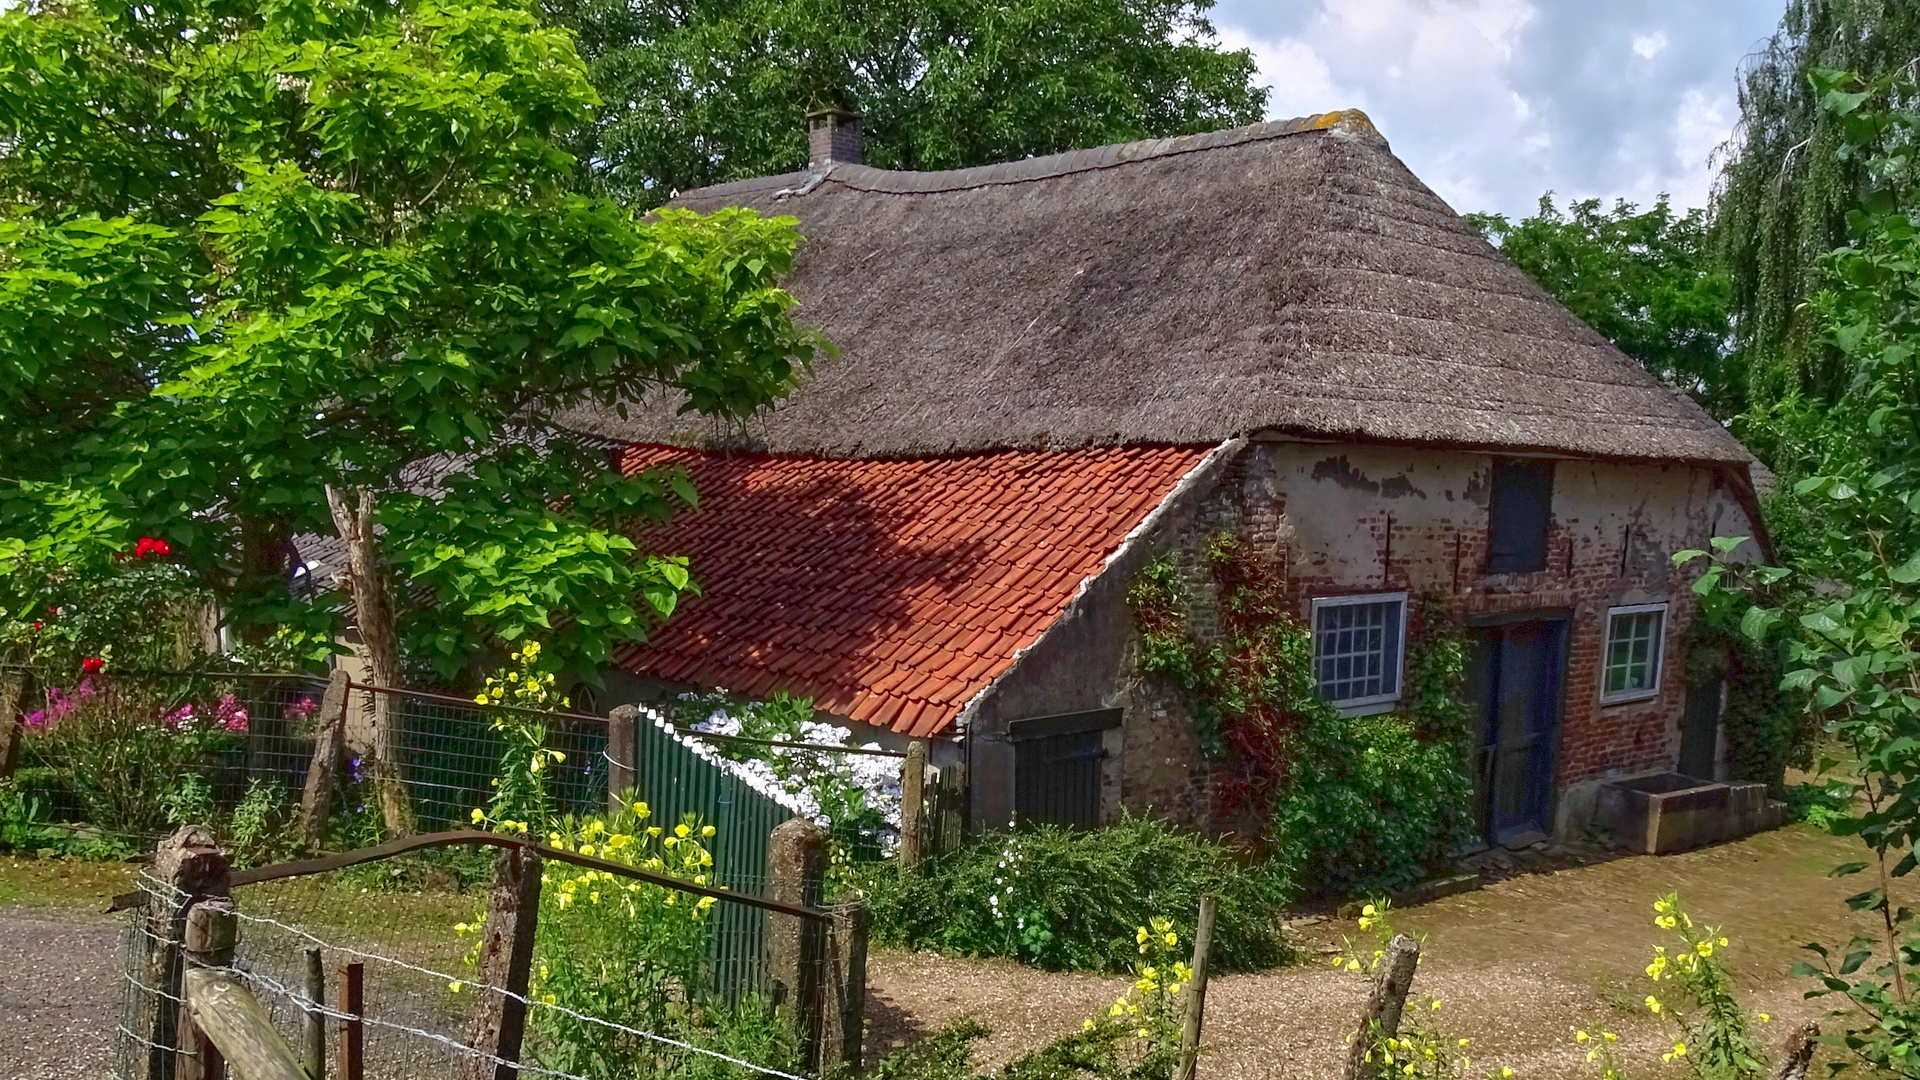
[862,814,1289,973]
[1267,709,1475,896]
[19,677,247,836]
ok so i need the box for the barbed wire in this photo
[128,874,816,1080]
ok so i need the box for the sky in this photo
[1206,0,1789,221]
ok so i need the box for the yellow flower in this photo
[1362,903,1378,917]
[664,836,678,848]
[1084,1019,1095,1032]
[1402,1064,1414,1075]
[702,824,716,837]
[1603,1034,1617,1043]
[1430,1000,1441,1011]
[1358,917,1374,930]
[1654,898,1671,913]
[1139,927,1152,945]
[1696,941,1714,958]
[579,844,597,858]
[1457,1040,1470,1049]
[474,694,489,705]
[1347,960,1362,972]
[1138,1029,1152,1039]
[633,801,650,817]
[552,751,565,764]
[1758,1014,1771,1024]
[1575,1031,1589,1043]
[471,808,485,823]
[675,823,692,838]
[449,981,465,993]
[542,993,557,1005]
[647,826,662,836]
[1330,956,1345,968]
[1718,937,1729,947]
[1656,915,1677,930]
[1501,1068,1513,1078]
[1646,996,1662,1014]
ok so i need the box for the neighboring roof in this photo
[609,442,1217,736]
[564,111,1754,468]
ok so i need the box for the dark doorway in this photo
[1010,709,1117,828]
[1679,679,1723,780]
[1469,618,1568,846]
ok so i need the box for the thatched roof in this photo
[563,111,1752,467]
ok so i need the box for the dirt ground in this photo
[863,823,1883,1079]
[0,823,1889,1079]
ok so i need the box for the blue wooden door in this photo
[1472,619,1567,846]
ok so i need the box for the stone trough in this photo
[1595,772,1785,855]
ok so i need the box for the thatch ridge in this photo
[570,112,1753,467]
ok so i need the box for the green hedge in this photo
[862,815,1290,973]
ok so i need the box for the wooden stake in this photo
[1174,895,1217,1080]
[462,844,543,1080]
[337,963,363,1080]
[898,741,928,870]
[183,969,307,1080]
[303,948,326,1080]
[1773,1022,1820,1080]
[146,827,230,1080]
[299,670,351,855]
[178,899,238,1080]
[1342,935,1421,1080]
[606,705,637,817]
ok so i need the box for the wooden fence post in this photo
[462,843,543,1080]
[1774,1022,1819,1080]
[337,963,364,1080]
[606,705,637,817]
[766,817,827,1067]
[0,666,26,780]
[178,898,239,1080]
[1174,895,1217,1080]
[303,947,326,1080]
[898,741,928,870]
[821,894,870,1071]
[299,669,351,855]
[182,969,308,1080]
[146,827,231,1080]
[1341,934,1421,1080]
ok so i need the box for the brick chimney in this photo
[807,106,862,169]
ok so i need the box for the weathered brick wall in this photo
[1113,439,1763,833]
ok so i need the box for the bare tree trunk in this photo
[325,485,413,836]
[1342,935,1421,1080]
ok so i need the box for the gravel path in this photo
[0,905,120,1080]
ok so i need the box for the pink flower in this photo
[286,697,318,724]
[214,695,248,734]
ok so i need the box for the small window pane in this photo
[1603,608,1664,700]
[1314,598,1404,704]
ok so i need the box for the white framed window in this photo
[1602,603,1668,704]
[1311,592,1407,714]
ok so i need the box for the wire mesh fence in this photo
[117,836,839,1080]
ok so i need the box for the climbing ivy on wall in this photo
[1127,535,1475,894]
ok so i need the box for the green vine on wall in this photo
[1126,534,1477,893]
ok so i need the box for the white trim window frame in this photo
[1601,602,1668,705]
[1310,591,1409,716]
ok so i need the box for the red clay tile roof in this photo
[610,443,1216,737]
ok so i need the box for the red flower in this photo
[80,657,104,675]
[30,621,41,631]
[132,537,172,559]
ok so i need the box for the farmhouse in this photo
[563,109,1775,848]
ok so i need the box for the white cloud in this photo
[1208,0,1782,218]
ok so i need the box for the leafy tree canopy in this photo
[1713,0,1920,410]
[544,0,1270,205]
[1469,195,1740,423]
[0,0,816,683]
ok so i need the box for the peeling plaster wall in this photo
[1099,439,1761,835]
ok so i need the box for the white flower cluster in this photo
[688,703,903,842]
[630,703,810,816]
[986,843,1024,922]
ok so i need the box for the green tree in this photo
[1469,195,1740,421]
[1688,67,1920,1075]
[543,0,1269,205]
[0,0,818,825]
[1713,0,1920,410]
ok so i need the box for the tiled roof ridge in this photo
[679,110,1384,203]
